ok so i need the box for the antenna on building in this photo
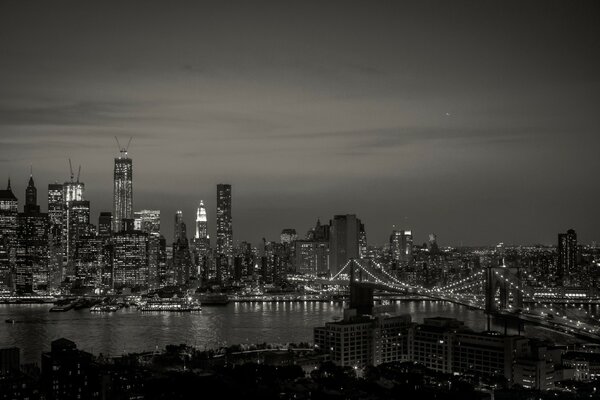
[77,165,81,183]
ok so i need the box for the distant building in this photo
[329,215,362,276]
[112,219,148,289]
[16,174,49,292]
[134,210,160,236]
[216,184,232,259]
[558,229,577,284]
[390,229,413,267]
[112,145,133,233]
[0,179,18,290]
[62,176,84,271]
[280,229,297,244]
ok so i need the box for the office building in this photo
[112,145,133,233]
[0,180,18,290]
[329,214,361,276]
[558,229,578,284]
[134,210,160,236]
[112,219,148,289]
[216,184,232,259]
[390,229,413,267]
[16,175,49,292]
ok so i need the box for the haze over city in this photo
[1,0,599,245]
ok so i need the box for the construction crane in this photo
[114,136,133,157]
[68,159,74,182]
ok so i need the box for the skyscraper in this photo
[47,183,64,289]
[0,179,18,290]
[47,183,64,227]
[174,210,185,243]
[329,214,362,276]
[113,221,148,289]
[195,201,208,241]
[558,229,578,284]
[112,144,133,233]
[390,229,413,266]
[16,174,49,292]
[62,172,84,271]
[216,184,232,259]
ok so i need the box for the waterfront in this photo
[1,300,582,364]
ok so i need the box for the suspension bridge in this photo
[324,258,600,343]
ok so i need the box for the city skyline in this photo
[0,170,596,248]
[1,1,599,247]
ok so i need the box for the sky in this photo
[1,1,599,246]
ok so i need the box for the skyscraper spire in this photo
[113,138,133,232]
[195,200,208,239]
[7,177,11,191]
[26,171,37,207]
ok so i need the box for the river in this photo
[1,300,580,364]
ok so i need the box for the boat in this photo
[49,299,76,312]
[90,304,120,312]
[5,319,16,324]
[198,293,230,306]
[138,295,202,312]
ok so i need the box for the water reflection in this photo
[1,300,582,364]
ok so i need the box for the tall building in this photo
[16,174,49,292]
[216,184,232,259]
[390,229,413,267]
[174,210,185,243]
[191,201,210,281]
[62,174,84,272]
[172,210,192,284]
[0,179,18,290]
[195,201,208,241]
[47,183,65,288]
[98,212,112,240]
[112,145,133,233]
[329,214,362,276]
[134,210,162,288]
[558,229,578,284]
[113,219,148,289]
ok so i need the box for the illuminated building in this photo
[47,183,64,287]
[390,229,413,266]
[280,229,297,244]
[16,174,49,292]
[0,179,18,290]
[558,229,578,284]
[113,219,148,289]
[133,210,163,288]
[294,240,328,275]
[112,145,133,232]
[62,175,84,271]
[216,184,232,259]
[191,201,210,280]
[173,211,192,285]
[134,210,160,235]
[329,214,361,276]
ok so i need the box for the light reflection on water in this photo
[1,300,587,364]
